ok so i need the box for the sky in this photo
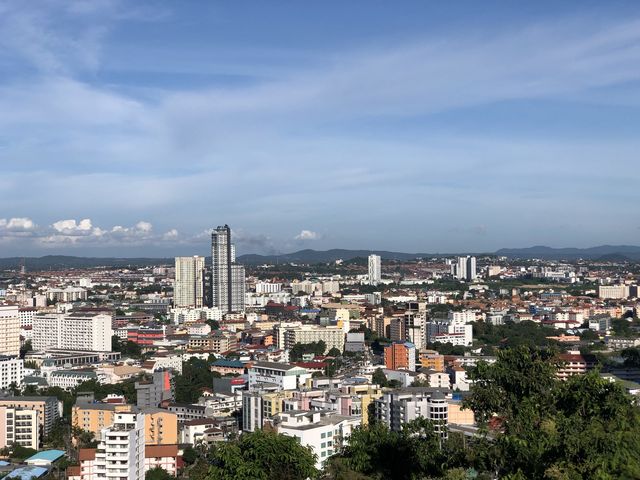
[2,0,640,257]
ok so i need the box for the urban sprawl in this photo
[0,225,639,479]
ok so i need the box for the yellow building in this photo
[72,403,132,437]
[419,350,444,372]
[448,401,475,425]
[144,408,178,445]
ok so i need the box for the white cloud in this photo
[6,217,35,230]
[295,230,319,240]
[52,218,93,234]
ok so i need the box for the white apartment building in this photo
[48,370,97,391]
[448,310,476,324]
[256,282,283,294]
[18,308,37,327]
[374,389,448,435]
[46,287,87,302]
[276,411,360,469]
[174,256,205,308]
[0,306,21,357]
[0,356,25,389]
[598,285,629,300]
[368,255,382,285]
[0,406,39,450]
[93,412,145,480]
[282,325,346,353]
[248,362,311,391]
[427,319,473,346]
[169,306,222,325]
[32,313,112,352]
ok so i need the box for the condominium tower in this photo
[174,256,205,307]
[0,306,20,357]
[368,254,381,285]
[211,225,245,313]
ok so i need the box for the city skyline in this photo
[2,1,640,256]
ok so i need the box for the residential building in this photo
[368,255,381,285]
[556,352,597,381]
[276,410,360,469]
[0,306,20,356]
[598,285,629,300]
[248,362,311,391]
[48,370,96,390]
[281,325,345,353]
[0,356,25,389]
[211,225,245,313]
[32,313,112,352]
[242,390,294,432]
[374,388,449,436]
[0,406,39,449]
[174,256,205,308]
[384,342,416,371]
[427,318,473,346]
[93,412,146,480]
[135,371,174,408]
[144,444,179,477]
[0,396,61,437]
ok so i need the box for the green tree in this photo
[208,429,317,480]
[145,467,176,480]
[371,368,387,387]
[327,347,342,357]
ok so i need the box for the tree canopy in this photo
[207,429,318,480]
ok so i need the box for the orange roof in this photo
[145,444,179,458]
[79,448,96,461]
[67,465,81,476]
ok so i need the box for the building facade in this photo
[211,225,246,313]
[174,256,205,308]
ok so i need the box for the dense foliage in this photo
[207,429,318,480]
[290,340,328,361]
[325,346,640,479]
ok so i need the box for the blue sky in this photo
[1,0,640,256]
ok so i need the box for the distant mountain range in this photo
[494,245,640,261]
[0,245,639,270]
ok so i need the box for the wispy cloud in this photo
[1,4,640,254]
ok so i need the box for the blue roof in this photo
[25,450,65,463]
[212,359,244,368]
[6,466,48,479]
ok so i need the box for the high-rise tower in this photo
[174,256,205,307]
[211,225,245,312]
[368,254,381,285]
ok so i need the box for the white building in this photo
[598,285,629,300]
[368,255,382,285]
[404,313,426,351]
[427,319,473,346]
[448,310,476,324]
[256,282,283,294]
[48,370,97,390]
[276,410,360,469]
[174,256,205,308]
[248,362,311,391]
[0,406,39,449]
[453,256,477,282]
[281,325,346,354]
[32,312,113,352]
[18,308,37,328]
[374,389,448,435]
[0,356,25,389]
[169,306,222,325]
[46,287,88,302]
[93,412,146,480]
[0,306,21,357]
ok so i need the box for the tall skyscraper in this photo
[211,225,246,313]
[174,256,205,307]
[368,254,381,285]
